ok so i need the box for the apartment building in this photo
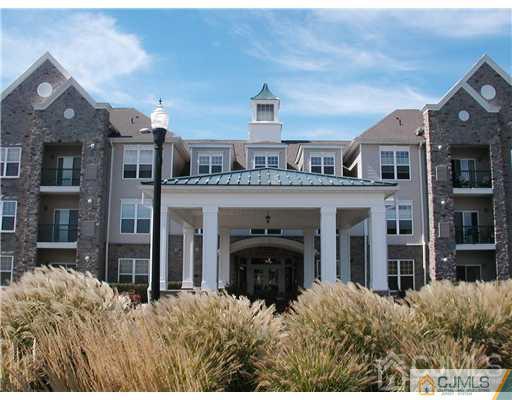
[1,52,510,301]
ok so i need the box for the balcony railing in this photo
[41,168,80,186]
[453,170,491,188]
[38,224,78,242]
[455,225,495,244]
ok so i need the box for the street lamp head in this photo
[150,99,169,131]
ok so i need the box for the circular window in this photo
[458,110,470,122]
[480,84,496,100]
[64,108,75,119]
[37,82,53,98]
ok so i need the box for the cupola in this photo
[248,83,282,142]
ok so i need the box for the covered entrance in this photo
[231,241,303,307]
[142,168,397,298]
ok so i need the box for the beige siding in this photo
[361,143,426,245]
[107,141,173,244]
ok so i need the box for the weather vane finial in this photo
[158,97,163,106]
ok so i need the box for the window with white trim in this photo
[198,154,223,174]
[120,200,151,234]
[254,154,279,169]
[388,260,414,291]
[123,146,153,179]
[310,154,335,175]
[250,229,282,235]
[386,201,413,235]
[118,258,149,284]
[380,148,410,180]
[0,255,13,286]
[0,201,17,232]
[0,147,21,178]
[256,104,274,121]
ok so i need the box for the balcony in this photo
[453,170,492,196]
[40,168,80,193]
[455,225,495,251]
[37,224,78,249]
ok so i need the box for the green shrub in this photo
[146,292,282,391]
[405,280,512,367]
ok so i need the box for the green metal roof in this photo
[251,83,278,100]
[159,168,397,187]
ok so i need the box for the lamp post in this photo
[149,100,169,302]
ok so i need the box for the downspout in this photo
[418,142,428,287]
[104,143,114,282]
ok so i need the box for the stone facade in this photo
[424,60,511,280]
[1,59,111,280]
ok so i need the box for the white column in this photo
[202,206,219,291]
[218,228,230,289]
[339,228,351,283]
[181,223,194,289]
[303,228,315,288]
[159,208,169,291]
[369,205,388,291]
[320,206,337,283]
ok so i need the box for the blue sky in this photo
[1,9,510,140]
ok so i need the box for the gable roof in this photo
[251,83,279,100]
[1,52,71,101]
[160,167,396,187]
[32,77,109,110]
[422,55,508,113]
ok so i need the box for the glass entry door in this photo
[246,262,285,297]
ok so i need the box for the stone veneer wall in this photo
[424,62,511,280]
[1,59,111,280]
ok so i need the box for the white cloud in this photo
[1,12,151,100]
[313,9,511,38]
[280,81,437,116]
[225,11,415,73]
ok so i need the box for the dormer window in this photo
[256,104,274,121]
[310,154,335,175]
[254,153,279,169]
[198,154,223,174]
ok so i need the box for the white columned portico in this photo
[218,228,230,289]
[181,223,195,289]
[320,206,337,283]
[339,228,351,283]
[303,228,315,288]
[369,205,388,291]
[159,208,169,291]
[202,206,219,290]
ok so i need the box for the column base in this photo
[181,280,194,289]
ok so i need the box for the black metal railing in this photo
[453,170,491,188]
[38,224,78,242]
[41,168,80,186]
[455,225,495,244]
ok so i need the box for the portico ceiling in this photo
[169,207,370,229]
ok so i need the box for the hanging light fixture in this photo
[265,212,271,224]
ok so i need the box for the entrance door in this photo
[246,261,285,298]
[57,156,80,186]
[53,209,78,241]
